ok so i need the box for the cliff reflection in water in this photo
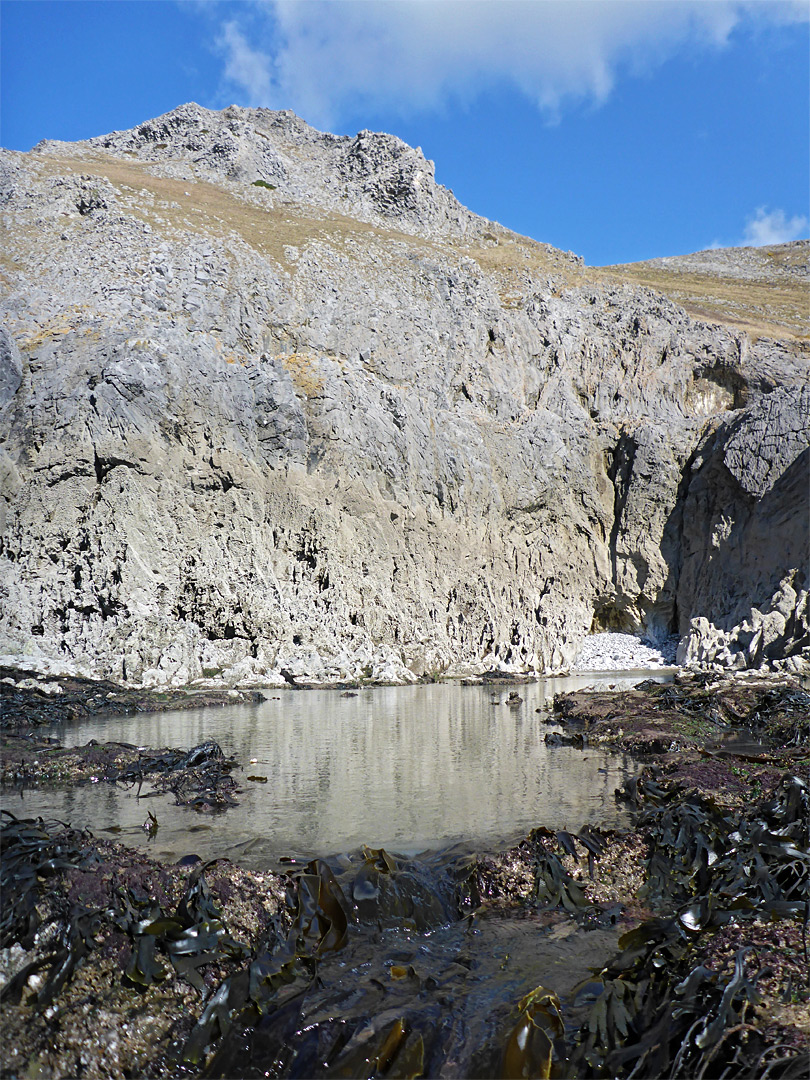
[4,675,668,866]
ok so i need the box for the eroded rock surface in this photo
[676,386,810,672]
[0,103,807,686]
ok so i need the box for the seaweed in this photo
[0,812,249,1010]
[568,771,810,1078]
[0,813,103,1008]
[0,669,265,729]
[341,845,461,931]
[569,927,804,1078]
[523,826,610,911]
[625,770,810,919]
[502,984,565,1079]
[4,675,808,1078]
[748,687,810,747]
[116,740,242,809]
[0,810,92,952]
[180,849,469,1069]
[113,859,251,989]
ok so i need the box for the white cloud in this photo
[217,20,273,105]
[742,206,809,246]
[211,0,808,128]
[708,206,809,250]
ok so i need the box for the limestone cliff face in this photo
[0,104,807,686]
[676,386,810,670]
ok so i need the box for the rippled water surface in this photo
[2,672,671,867]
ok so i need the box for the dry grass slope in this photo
[26,152,591,283]
[18,149,807,346]
[599,243,809,342]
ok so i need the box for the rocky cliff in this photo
[1,103,808,686]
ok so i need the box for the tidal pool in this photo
[1,671,672,868]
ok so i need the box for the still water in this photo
[2,671,671,868]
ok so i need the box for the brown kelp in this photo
[568,771,809,1078]
[2,686,808,1078]
[0,811,250,1010]
[182,777,809,1078]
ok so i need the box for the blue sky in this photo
[2,1,807,265]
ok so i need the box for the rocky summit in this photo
[0,102,808,688]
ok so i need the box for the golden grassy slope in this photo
[598,245,809,341]
[13,149,808,343]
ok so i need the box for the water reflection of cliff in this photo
[5,676,664,865]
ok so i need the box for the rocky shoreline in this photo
[0,665,270,730]
[0,632,671,733]
[1,673,808,1078]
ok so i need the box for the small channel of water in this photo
[1,671,673,869]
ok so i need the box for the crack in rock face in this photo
[1,104,808,687]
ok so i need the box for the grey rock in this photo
[625,240,810,285]
[1,104,808,686]
[0,327,22,406]
[66,101,487,241]
[573,631,677,671]
[676,386,810,669]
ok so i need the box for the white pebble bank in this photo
[573,632,678,671]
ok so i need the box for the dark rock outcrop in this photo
[676,386,810,672]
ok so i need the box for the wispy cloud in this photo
[217,20,272,106]
[742,206,809,246]
[708,206,809,250]
[211,0,808,128]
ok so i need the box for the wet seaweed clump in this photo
[0,812,97,1010]
[567,771,810,1078]
[0,810,284,1077]
[171,788,809,1079]
[748,686,810,747]
[1,810,250,1003]
[170,833,636,1078]
[118,740,242,810]
[2,787,808,1078]
[164,841,620,1078]
[1,736,243,811]
[176,846,485,1077]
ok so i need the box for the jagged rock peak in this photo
[32,101,486,240]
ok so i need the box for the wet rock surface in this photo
[1,675,808,1078]
[0,665,267,729]
[552,670,810,759]
[0,817,285,1078]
